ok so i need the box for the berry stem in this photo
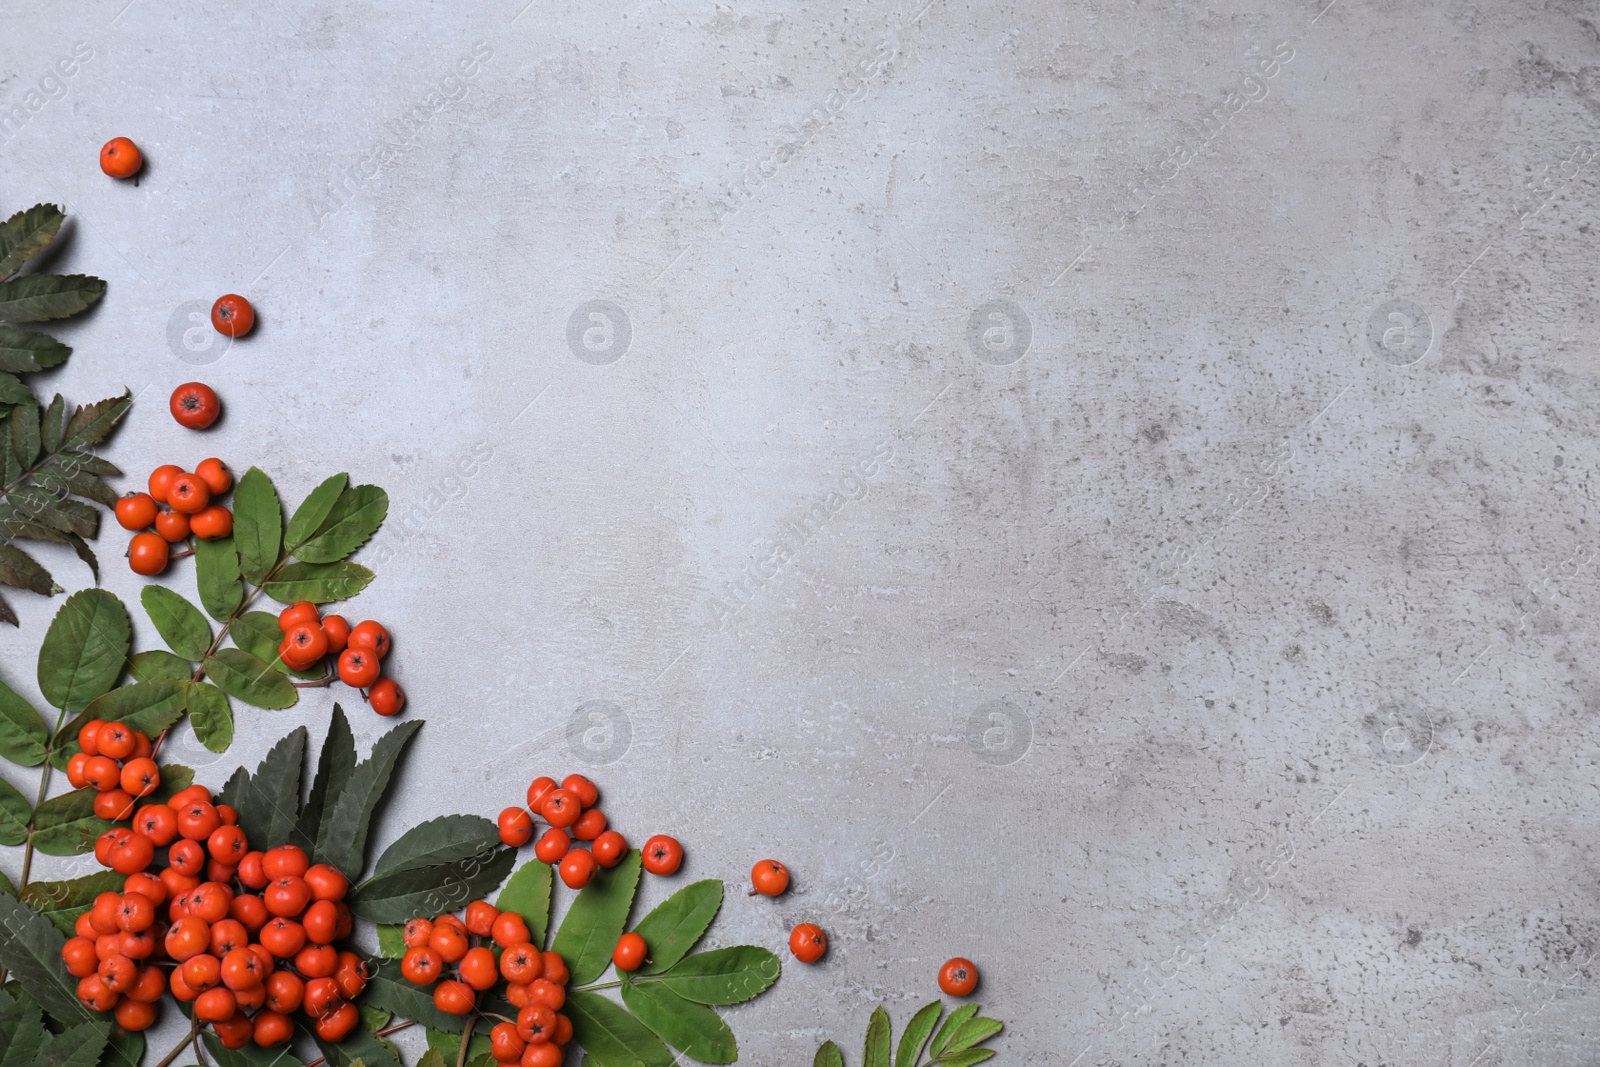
[456,1014,477,1067]
[289,673,337,689]
[151,1018,201,1067]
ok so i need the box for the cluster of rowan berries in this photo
[277,601,404,715]
[495,773,666,889]
[63,720,162,822]
[67,796,365,1046]
[118,457,234,576]
[397,904,572,1067]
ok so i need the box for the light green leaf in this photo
[658,945,781,1005]
[553,850,642,985]
[564,990,675,1067]
[620,980,737,1063]
[127,649,193,682]
[932,1051,995,1067]
[376,924,405,958]
[285,473,348,549]
[0,674,48,766]
[815,1042,845,1067]
[140,586,212,661]
[896,1001,944,1067]
[0,275,105,323]
[261,560,374,604]
[635,878,722,974]
[497,856,554,950]
[36,589,128,713]
[295,484,388,564]
[931,1005,979,1058]
[864,1006,891,1067]
[204,649,295,710]
[232,467,282,584]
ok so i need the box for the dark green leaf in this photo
[349,845,514,923]
[127,650,191,683]
[635,878,722,974]
[232,468,282,584]
[18,868,119,931]
[0,891,95,1024]
[239,727,307,850]
[204,648,295,710]
[360,956,472,1032]
[100,1025,142,1067]
[299,704,354,845]
[228,612,321,680]
[54,468,117,509]
[10,403,39,468]
[285,474,348,549]
[261,561,374,604]
[36,590,128,713]
[144,763,193,807]
[896,1001,944,1067]
[0,776,28,846]
[0,544,52,597]
[313,1019,404,1067]
[0,673,48,765]
[294,484,388,564]
[215,765,250,812]
[620,980,737,1063]
[39,395,63,455]
[29,788,110,856]
[61,533,97,585]
[814,1042,844,1067]
[414,1048,447,1067]
[0,373,31,404]
[0,985,44,1067]
[933,1051,995,1067]
[942,1017,1003,1054]
[496,857,553,950]
[36,1021,108,1067]
[0,205,63,280]
[0,275,104,323]
[864,1007,891,1067]
[140,586,212,660]
[553,850,642,985]
[373,814,500,877]
[192,536,242,621]
[202,1032,308,1067]
[931,1004,979,1057]
[658,946,781,1005]
[315,719,422,876]
[52,680,188,768]
[564,990,675,1067]
[59,394,128,452]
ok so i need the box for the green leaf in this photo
[348,845,515,924]
[0,986,45,1067]
[36,1021,108,1067]
[0,674,48,765]
[932,1052,995,1067]
[931,1005,979,1058]
[0,544,52,597]
[315,719,422,875]
[228,611,321,680]
[635,878,722,974]
[101,1025,142,1067]
[814,1042,845,1067]
[864,1007,891,1067]
[496,858,554,950]
[313,1019,404,1067]
[238,727,307,851]
[553,850,642,985]
[192,536,243,622]
[415,1048,447,1067]
[0,275,105,323]
[40,395,64,455]
[9,403,39,469]
[299,704,355,845]
[360,956,472,1032]
[0,892,95,1024]
[942,1017,1003,1054]
[294,484,388,564]
[423,1029,492,1067]
[185,682,233,751]
[620,980,737,1063]
[564,990,675,1067]
[0,205,64,280]
[60,394,128,452]
[0,328,68,375]
[658,946,781,1005]
[204,648,296,710]
[0,776,28,846]
[29,788,110,856]
[36,590,128,713]
[896,1001,944,1067]
[232,468,282,584]
[51,680,189,768]
[140,586,212,661]
[376,924,405,957]
[127,650,192,682]
[0,373,31,404]
[202,1032,309,1067]
[285,473,348,549]
[373,814,501,877]
[144,763,193,808]
[261,560,374,604]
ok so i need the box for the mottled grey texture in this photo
[2,0,1599,1063]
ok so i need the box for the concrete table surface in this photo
[3,1,1599,1064]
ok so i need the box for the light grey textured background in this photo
[3,0,1600,1063]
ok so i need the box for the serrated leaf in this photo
[10,403,39,469]
[313,1018,404,1067]
[942,1018,1003,1054]
[0,373,31,404]
[423,1028,492,1067]
[39,395,63,455]
[285,473,348,549]
[295,484,388,564]
[144,762,193,808]
[553,850,642,985]
[0,590,15,628]
[204,649,295,710]
[29,788,110,856]
[227,611,321,680]
[54,468,116,509]
[300,704,354,845]
[0,887,96,1024]
[360,1003,392,1035]
[931,1004,979,1058]
[0,544,52,597]
[0,985,44,1067]
[0,776,28,846]
[36,1020,107,1067]
[864,1007,891,1067]
[896,1001,944,1067]
[658,946,781,1006]
[192,536,243,622]
[51,680,188,768]
[0,275,105,323]
[814,1042,844,1067]
[373,814,501,877]
[564,990,675,1067]
[128,650,191,683]
[238,727,306,850]
[315,719,422,876]
[261,560,374,604]
[620,980,737,1063]
[415,1048,448,1067]
[59,394,128,452]
[360,956,473,1033]
[18,871,123,934]
[376,924,405,958]
[215,765,250,812]
[36,590,128,713]
[202,1032,309,1067]
[0,673,48,765]
[634,878,722,975]
[140,586,212,661]
[0,205,64,280]
[349,845,515,924]
[933,1051,995,1067]
[497,857,554,950]
[233,468,282,584]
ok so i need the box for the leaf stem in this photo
[20,701,73,890]
[151,1018,201,1067]
[289,673,336,689]
[456,1014,477,1067]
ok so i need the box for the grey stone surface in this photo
[3,0,1600,1063]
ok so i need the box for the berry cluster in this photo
[69,791,365,1047]
[277,601,404,715]
[118,456,233,576]
[495,773,647,889]
[396,904,572,1067]
[63,720,161,823]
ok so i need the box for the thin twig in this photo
[151,1019,200,1067]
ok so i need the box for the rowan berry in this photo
[490,1022,526,1063]
[120,757,161,798]
[176,801,222,841]
[182,953,221,991]
[348,620,390,658]
[429,923,468,963]
[258,917,306,958]
[94,789,135,821]
[433,979,475,1015]
[642,834,683,875]
[99,137,142,178]
[334,951,367,999]
[540,952,570,986]
[116,892,155,932]
[114,493,159,531]
[253,1009,294,1047]
[521,1045,562,1067]
[460,946,499,990]
[114,998,157,1032]
[572,808,607,841]
[190,505,233,540]
[403,917,434,948]
[534,827,571,864]
[302,976,341,1017]
[166,474,211,514]
[491,911,531,948]
[751,859,790,897]
[500,942,543,983]
[302,899,339,944]
[527,978,565,1011]
[305,863,349,901]
[155,509,191,542]
[612,932,646,972]
[295,944,337,978]
[369,677,405,715]
[195,457,232,494]
[526,776,557,811]
[561,773,599,808]
[541,789,580,829]
[315,1001,359,1042]
[62,937,98,978]
[400,945,442,984]
[499,806,534,847]
[262,844,310,878]
[938,957,979,997]
[789,923,827,963]
[264,970,304,1013]
[211,295,254,339]
[147,465,184,503]
[338,648,380,688]
[592,830,628,868]
[516,1003,557,1044]
[278,601,319,633]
